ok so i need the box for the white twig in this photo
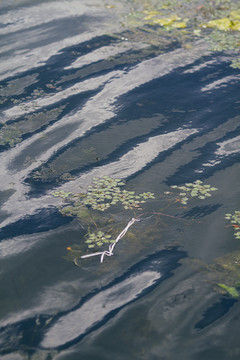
[81,217,140,263]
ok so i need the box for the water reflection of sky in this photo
[1,0,240,359]
[41,271,161,348]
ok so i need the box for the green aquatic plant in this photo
[202,10,240,31]
[143,11,188,29]
[52,176,155,251]
[53,176,155,214]
[207,29,240,51]
[218,283,239,298]
[120,0,240,69]
[52,190,72,199]
[225,211,240,239]
[206,250,240,298]
[0,125,22,147]
[52,176,219,260]
[84,231,114,249]
[170,180,218,204]
[230,58,240,69]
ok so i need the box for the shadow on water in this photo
[0,208,72,241]
[182,204,222,220]
[0,248,186,355]
[194,296,238,330]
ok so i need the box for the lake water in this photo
[1,1,240,359]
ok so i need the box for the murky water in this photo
[1,1,240,359]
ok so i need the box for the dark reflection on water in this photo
[0,248,186,355]
[1,1,240,359]
[195,297,237,330]
[182,204,222,220]
[0,208,72,241]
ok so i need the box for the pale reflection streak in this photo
[0,235,37,259]
[0,1,89,35]
[41,270,161,348]
[0,277,84,328]
[201,74,240,92]
[0,32,105,82]
[60,129,198,194]
[0,129,197,230]
[183,59,216,74]
[0,1,118,81]
[3,71,120,120]
[216,135,240,156]
[0,43,210,228]
[64,42,147,70]
[2,43,209,184]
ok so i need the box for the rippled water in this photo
[1,1,240,359]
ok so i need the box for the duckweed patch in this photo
[0,125,22,147]
[230,58,240,69]
[52,177,220,260]
[119,0,240,69]
[207,29,240,52]
[207,250,240,298]
[218,283,239,298]
[170,180,218,204]
[202,10,240,31]
[53,176,155,213]
[52,175,240,300]
[85,231,114,249]
[225,211,240,239]
[52,176,155,252]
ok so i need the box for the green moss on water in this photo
[168,180,218,205]
[218,283,239,298]
[52,176,156,253]
[53,176,220,264]
[205,250,240,297]
[53,176,155,214]
[118,0,240,68]
[225,211,240,239]
[0,125,22,147]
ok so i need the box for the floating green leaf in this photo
[52,190,72,198]
[218,283,239,298]
[54,177,155,215]
[0,125,22,147]
[84,231,113,249]
[170,180,218,204]
[225,211,240,239]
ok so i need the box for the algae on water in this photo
[225,211,240,239]
[52,176,155,253]
[208,250,240,298]
[52,177,220,263]
[0,125,22,147]
[118,0,240,69]
[169,180,218,204]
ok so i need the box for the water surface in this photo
[1,1,240,359]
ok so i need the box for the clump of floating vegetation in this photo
[52,177,221,261]
[208,250,240,298]
[206,29,240,52]
[52,176,155,252]
[230,58,240,69]
[0,124,22,147]
[116,0,240,69]
[169,180,218,204]
[85,231,114,249]
[142,11,188,29]
[201,10,240,31]
[218,283,239,298]
[225,211,240,239]
[53,176,155,214]
[52,190,72,199]
[50,175,240,300]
